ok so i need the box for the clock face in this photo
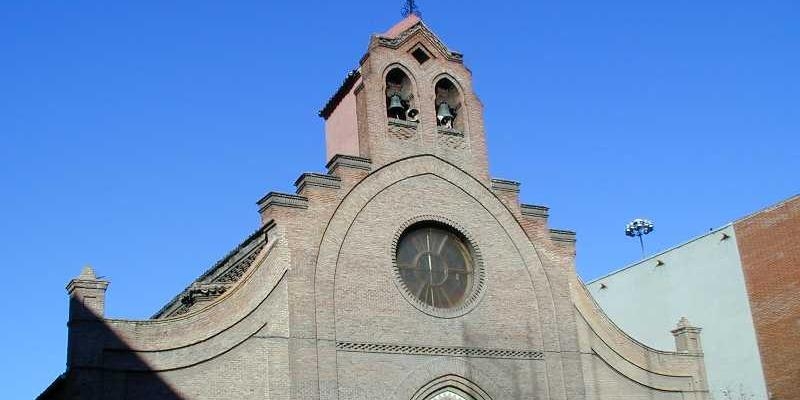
[395,224,475,309]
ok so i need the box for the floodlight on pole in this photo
[625,218,654,258]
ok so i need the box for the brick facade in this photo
[40,16,711,400]
[735,195,800,400]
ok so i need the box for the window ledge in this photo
[437,126,464,136]
[388,118,419,128]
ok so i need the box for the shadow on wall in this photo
[38,269,185,400]
[461,317,531,398]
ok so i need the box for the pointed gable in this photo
[382,14,422,38]
[372,16,463,63]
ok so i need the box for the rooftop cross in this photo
[402,0,421,17]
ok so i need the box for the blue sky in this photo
[1,1,797,397]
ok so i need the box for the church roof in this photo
[382,14,422,39]
[151,223,271,318]
[318,69,361,119]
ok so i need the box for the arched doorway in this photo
[427,388,474,400]
[411,375,491,400]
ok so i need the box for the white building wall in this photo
[587,225,768,399]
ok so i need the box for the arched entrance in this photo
[427,388,474,400]
[410,375,492,400]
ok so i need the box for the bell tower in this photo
[319,15,490,183]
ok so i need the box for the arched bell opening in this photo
[385,67,419,122]
[434,77,465,132]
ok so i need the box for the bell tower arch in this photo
[385,64,419,122]
[319,14,490,184]
[434,75,467,133]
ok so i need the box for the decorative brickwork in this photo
[336,341,545,360]
[387,118,419,141]
[215,244,266,283]
[437,128,467,150]
[734,195,800,400]
[376,21,464,63]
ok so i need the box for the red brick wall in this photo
[735,195,800,400]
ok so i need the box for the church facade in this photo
[41,16,711,400]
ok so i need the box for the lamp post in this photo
[625,218,654,258]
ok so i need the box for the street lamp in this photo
[625,218,654,258]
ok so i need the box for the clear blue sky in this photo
[1,1,797,397]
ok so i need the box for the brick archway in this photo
[408,373,495,400]
[426,388,473,400]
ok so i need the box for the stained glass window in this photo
[396,224,475,309]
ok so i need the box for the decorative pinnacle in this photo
[402,0,422,17]
[672,316,702,335]
[78,264,97,280]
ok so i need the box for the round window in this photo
[394,221,482,314]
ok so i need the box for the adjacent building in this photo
[588,195,799,400]
[41,15,712,400]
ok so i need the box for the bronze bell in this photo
[388,93,405,118]
[437,102,454,126]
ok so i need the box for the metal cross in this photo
[402,0,421,17]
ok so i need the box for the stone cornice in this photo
[66,279,109,295]
[490,178,521,193]
[520,204,549,218]
[672,317,703,335]
[66,266,109,294]
[549,229,577,243]
[326,154,372,173]
[294,173,342,193]
[256,192,309,212]
[672,326,703,335]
